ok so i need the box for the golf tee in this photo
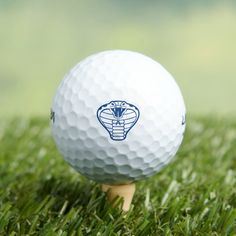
[101,183,135,211]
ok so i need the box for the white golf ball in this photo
[51,50,186,184]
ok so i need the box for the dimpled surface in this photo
[51,50,186,184]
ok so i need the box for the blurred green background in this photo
[0,0,235,117]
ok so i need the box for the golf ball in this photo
[51,50,186,184]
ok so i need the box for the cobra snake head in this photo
[108,101,127,119]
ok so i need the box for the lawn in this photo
[0,117,235,235]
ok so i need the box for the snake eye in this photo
[122,102,126,106]
[111,102,115,106]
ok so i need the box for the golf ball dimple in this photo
[51,50,186,184]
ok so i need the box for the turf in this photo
[0,117,236,235]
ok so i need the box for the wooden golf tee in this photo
[102,183,135,211]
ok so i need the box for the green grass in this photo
[0,117,236,235]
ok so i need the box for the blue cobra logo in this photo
[97,100,140,141]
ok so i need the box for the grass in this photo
[0,117,236,235]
